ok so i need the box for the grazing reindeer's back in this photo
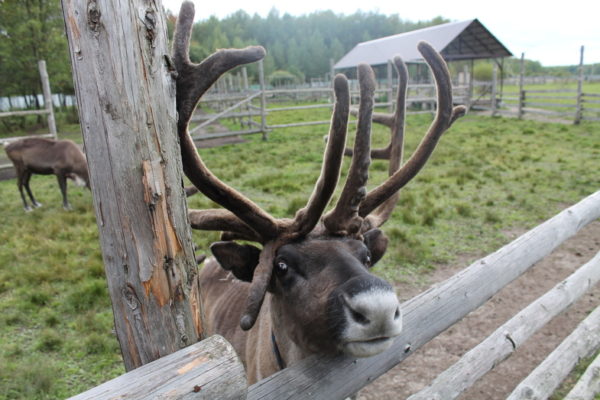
[5,137,90,211]
[172,1,465,384]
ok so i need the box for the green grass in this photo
[1,110,599,399]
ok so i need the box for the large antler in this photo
[173,2,350,329]
[359,42,466,225]
[174,2,464,330]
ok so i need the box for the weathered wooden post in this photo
[491,61,498,116]
[60,0,204,371]
[387,59,394,113]
[258,59,267,140]
[518,53,525,119]
[38,60,57,138]
[575,45,584,125]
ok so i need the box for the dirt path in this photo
[358,220,600,400]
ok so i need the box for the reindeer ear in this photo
[210,241,261,282]
[363,229,389,266]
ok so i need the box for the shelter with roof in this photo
[334,19,512,109]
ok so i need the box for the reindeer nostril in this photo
[394,307,401,320]
[350,308,370,325]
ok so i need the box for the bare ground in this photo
[358,220,600,400]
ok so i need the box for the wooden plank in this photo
[526,89,577,93]
[69,335,247,400]
[408,250,600,400]
[0,109,49,118]
[564,352,600,400]
[524,102,577,108]
[189,92,261,135]
[507,306,600,400]
[61,0,203,370]
[523,108,576,117]
[191,129,264,140]
[0,133,54,145]
[247,190,600,400]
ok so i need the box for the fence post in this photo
[575,45,584,125]
[518,53,525,119]
[242,67,249,91]
[60,0,204,371]
[387,59,394,113]
[491,61,498,116]
[258,59,267,140]
[38,60,57,139]
[464,64,473,111]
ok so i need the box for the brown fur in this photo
[200,236,395,384]
[5,138,90,210]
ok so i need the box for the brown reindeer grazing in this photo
[173,2,465,384]
[4,138,90,211]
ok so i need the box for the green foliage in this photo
[0,0,72,99]
[473,63,493,81]
[268,70,299,87]
[166,9,449,81]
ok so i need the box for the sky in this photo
[161,0,600,67]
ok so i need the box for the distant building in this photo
[334,19,512,82]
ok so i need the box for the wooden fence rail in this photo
[247,189,600,400]
[68,194,600,398]
[68,335,246,400]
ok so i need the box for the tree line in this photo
[1,0,596,104]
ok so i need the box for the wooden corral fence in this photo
[0,60,57,171]
[70,189,600,399]
[473,47,600,123]
[189,59,469,142]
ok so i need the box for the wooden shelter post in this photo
[387,59,394,113]
[491,61,498,116]
[60,0,204,371]
[518,53,525,119]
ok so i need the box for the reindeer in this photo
[4,138,90,211]
[173,2,466,384]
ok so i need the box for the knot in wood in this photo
[86,0,101,33]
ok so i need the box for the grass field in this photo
[0,108,599,398]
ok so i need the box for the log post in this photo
[518,53,525,119]
[491,61,498,116]
[60,0,204,371]
[258,59,267,140]
[575,45,584,125]
[38,60,57,138]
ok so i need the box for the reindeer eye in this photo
[365,255,372,267]
[276,262,288,274]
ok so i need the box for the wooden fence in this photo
[70,189,600,399]
[188,59,470,142]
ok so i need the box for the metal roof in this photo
[334,19,512,69]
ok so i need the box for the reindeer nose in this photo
[339,275,403,338]
[343,289,402,334]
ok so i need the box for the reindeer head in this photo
[173,2,465,358]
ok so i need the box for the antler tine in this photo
[240,240,280,330]
[359,41,467,219]
[188,209,262,243]
[323,64,376,236]
[343,56,408,161]
[290,75,350,238]
[173,2,279,241]
[362,55,408,230]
